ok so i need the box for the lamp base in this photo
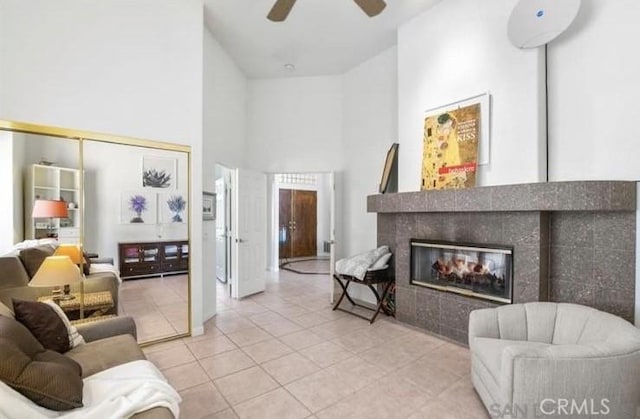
[61,283,75,301]
[52,284,75,302]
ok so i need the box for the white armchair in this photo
[469,302,640,418]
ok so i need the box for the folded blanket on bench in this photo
[335,246,391,280]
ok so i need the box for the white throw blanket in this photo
[335,246,390,280]
[0,360,181,419]
[90,263,122,284]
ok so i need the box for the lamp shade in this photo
[29,256,82,288]
[32,200,69,218]
[54,244,83,265]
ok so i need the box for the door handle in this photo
[235,238,246,243]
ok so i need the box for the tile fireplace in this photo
[368,181,637,344]
[410,239,513,304]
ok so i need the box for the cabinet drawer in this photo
[162,261,188,272]
[121,264,161,278]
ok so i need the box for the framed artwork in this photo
[421,93,491,191]
[120,191,157,224]
[203,191,215,221]
[142,156,176,189]
[423,93,491,166]
[379,143,399,194]
[159,193,188,224]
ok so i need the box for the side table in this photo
[38,291,114,319]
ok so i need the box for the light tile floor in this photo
[143,269,489,419]
[119,274,189,343]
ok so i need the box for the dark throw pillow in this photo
[18,245,56,278]
[12,299,70,353]
[0,315,83,411]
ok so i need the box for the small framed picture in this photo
[159,193,188,224]
[142,156,177,189]
[120,191,157,224]
[379,143,399,193]
[203,191,215,221]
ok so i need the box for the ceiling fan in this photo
[267,0,387,22]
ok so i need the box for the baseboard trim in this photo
[191,325,204,337]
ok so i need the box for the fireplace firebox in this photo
[410,239,513,304]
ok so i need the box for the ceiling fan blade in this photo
[353,0,386,17]
[267,0,297,22]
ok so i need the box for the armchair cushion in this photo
[66,334,145,378]
[18,245,55,278]
[0,256,30,289]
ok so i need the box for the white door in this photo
[232,168,267,299]
[329,171,337,303]
[215,178,226,282]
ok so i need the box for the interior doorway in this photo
[214,164,233,292]
[269,173,333,274]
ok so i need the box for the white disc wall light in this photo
[508,0,581,48]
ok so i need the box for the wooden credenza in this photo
[118,240,189,279]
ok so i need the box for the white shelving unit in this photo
[25,164,80,243]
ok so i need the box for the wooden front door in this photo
[279,189,317,259]
[279,189,293,258]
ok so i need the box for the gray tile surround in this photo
[368,181,637,214]
[372,183,637,345]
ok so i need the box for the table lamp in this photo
[29,256,82,301]
[54,244,84,270]
[32,200,69,238]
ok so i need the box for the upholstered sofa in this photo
[469,302,640,418]
[0,305,175,418]
[0,244,119,315]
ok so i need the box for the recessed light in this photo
[284,63,295,71]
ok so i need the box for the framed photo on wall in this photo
[421,93,491,191]
[120,191,157,224]
[203,191,215,221]
[159,193,188,224]
[142,156,177,189]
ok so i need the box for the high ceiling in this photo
[203,0,442,79]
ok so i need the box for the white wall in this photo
[203,28,248,170]
[0,132,28,254]
[341,47,398,304]
[247,51,398,303]
[246,75,346,286]
[246,76,344,173]
[397,0,546,192]
[82,141,189,263]
[0,0,205,335]
[342,47,398,257]
[202,27,248,321]
[548,0,640,181]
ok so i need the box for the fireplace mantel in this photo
[368,181,636,213]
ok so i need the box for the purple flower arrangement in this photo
[129,194,148,223]
[167,195,186,223]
